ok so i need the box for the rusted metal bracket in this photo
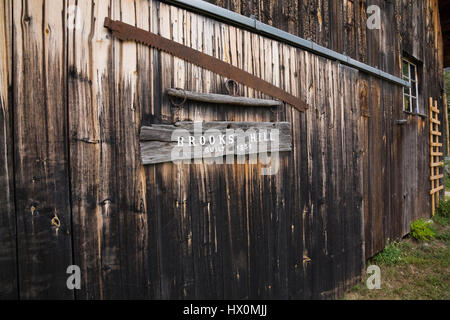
[104,17,309,112]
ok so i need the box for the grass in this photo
[371,241,404,265]
[410,218,435,242]
[344,208,450,300]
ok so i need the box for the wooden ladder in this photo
[429,98,444,216]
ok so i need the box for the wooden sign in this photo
[140,121,292,165]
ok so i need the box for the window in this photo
[402,58,419,113]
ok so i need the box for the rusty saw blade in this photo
[104,17,308,112]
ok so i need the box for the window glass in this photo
[402,58,419,113]
[410,64,416,81]
[411,98,417,112]
[404,86,409,95]
[404,95,410,112]
[402,60,409,79]
[411,83,416,97]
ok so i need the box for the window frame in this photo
[402,58,419,114]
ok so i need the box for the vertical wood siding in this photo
[0,0,17,300]
[12,0,73,299]
[0,0,444,299]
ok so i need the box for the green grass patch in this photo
[435,199,450,226]
[371,241,408,265]
[344,219,450,300]
[433,214,449,227]
[435,229,450,243]
[411,218,435,242]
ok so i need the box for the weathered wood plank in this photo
[172,5,196,299]
[431,130,442,136]
[140,121,292,165]
[140,121,292,141]
[431,161,444,167]
[185,10,213,299]
[431,118,441,125]
[135,0,158,299]
[13,0,73,299]
[149,2,185,299]
[166,88,283,107]
[300,50,313,299]
[0,0,17,299]
[143,0,163,298]
[114,0,151,299]
[68,0,125,299]
[431,151,443,156]
[430,174,444,180]
[324,59,343,298]
[430,185,444,194]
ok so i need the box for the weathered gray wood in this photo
[141,121,291,141]
[0,0,17,299]
[166,88,283,107]
[5,0,445,301]
[13,0,73,299]
[140,121,292,164]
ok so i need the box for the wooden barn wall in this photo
[0,0,444,299]
[207,0,445,257]
[0,0,17,300]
